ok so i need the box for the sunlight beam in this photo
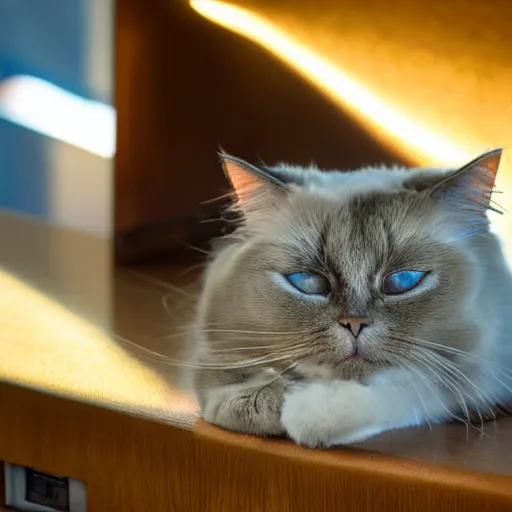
[190,0,471,167]
[0,75,116,158]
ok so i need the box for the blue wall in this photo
[0,119,49,217]
[0,0,96,100]
[0,0,108,218]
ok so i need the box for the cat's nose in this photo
[338,317,370,337]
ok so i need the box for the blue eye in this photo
[287,272,330,295]
[382,270,427,295]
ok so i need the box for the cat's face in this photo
[199,150,502,380]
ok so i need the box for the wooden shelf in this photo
[2,213,512,511]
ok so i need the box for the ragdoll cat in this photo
[189,148,512,447]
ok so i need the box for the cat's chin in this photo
[294,357,384,381]
[333,357,383,380]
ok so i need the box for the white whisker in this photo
[415,347,496,424]
[123,268,196,299]
[407,350,473,426]
[399,335,512,381]
[396,355,469,426]
[201,328,303,336]
[394,334,512,417]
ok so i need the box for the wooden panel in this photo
[2,382,512,511]
[115,0,512,262]
[0,462,5,508]
[114,0,399,261]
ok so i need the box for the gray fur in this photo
[188,149,512,446]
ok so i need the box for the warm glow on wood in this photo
[190,0,512,250]
[0,269,197,422]
[190,0,472,166]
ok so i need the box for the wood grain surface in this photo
[114,0,399,238]
[1,381,512,512]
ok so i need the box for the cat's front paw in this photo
[281,380,379,448]
[203,370,293,437]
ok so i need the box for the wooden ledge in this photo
[1,382,512,511]
[2,213,512,510]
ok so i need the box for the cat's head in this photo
[199,149,503,380]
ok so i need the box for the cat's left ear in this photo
[407,148,503,213]
[220,152,288,216]
[430,148,502,209]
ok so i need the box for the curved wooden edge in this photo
[195,420,512,503]
[2,381,512,511]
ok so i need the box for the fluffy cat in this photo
[189,148,512,448]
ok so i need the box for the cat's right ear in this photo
[220,152,287,216]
